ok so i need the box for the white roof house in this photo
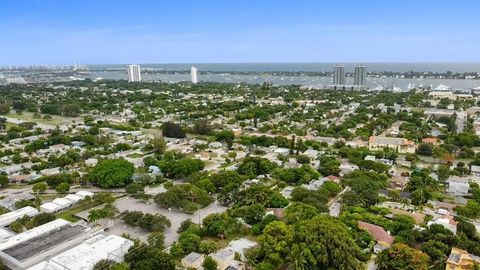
[303,149,319,159]
[181,252,205,269]
[40,167,61,176]
[0,162,35,175]
[211,249,235,270]
[0,206,38,227]
[0,193,35,211]
[300,179,324,191]
[208,142,223,148]
[274,147,290,155]
[27,234,134,270]
[427,216,457,234]
[471,165,480,176]
[280,186,294,199]
[85,158,98,167]
[447,176,470,196]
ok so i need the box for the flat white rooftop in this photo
[0,227,14,241]
[51,198,73,208]
[64,194,83,203]
[27,234,133,270]
[76,190,94,198]
[0,206,38,227]
[40,202,62,213]
[0,219,70,251]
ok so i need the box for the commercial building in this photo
[368,136,416,154]
[127,64,141,82]
[39,190,93,213]
[428,84,456,100]
[191,66,198,84]
[0,219,91,270]
[0,206,38,227]
[27,234,134,270]
[333,65,346,86]
[353,65,367,88]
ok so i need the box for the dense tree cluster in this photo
[154,184,213,213]
[271,164,319,184]
[249,216,364,269]
[122,211,171,232]
[161,121,186,138]
[89,158,135,188]
[236,157,277,178]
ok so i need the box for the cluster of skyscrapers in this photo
[333,65,367,89]
[127,64,365,88]
[126,64,198,84]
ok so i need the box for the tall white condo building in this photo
[127,64,141,82]
[354,65,367,88]
[333,65,346,86]
[191,66,198,84]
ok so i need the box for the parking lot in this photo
[110,196,227,246]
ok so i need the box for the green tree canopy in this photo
[89,159,135,188]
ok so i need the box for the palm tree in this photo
[286,244,313,270]
[375,252,389,270]
[88,204,118,223]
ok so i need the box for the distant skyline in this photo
[2,0,480,65]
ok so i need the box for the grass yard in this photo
[6,112,80,126]
[56,202,95,222]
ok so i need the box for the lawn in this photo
[56,202,94,222]
[6,112,80,126]
[38,193,61,201]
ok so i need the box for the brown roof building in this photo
[358,221,394,245]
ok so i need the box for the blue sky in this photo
[1,0,480,65]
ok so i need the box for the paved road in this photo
[326,187,349,217]
[328,187,350,207]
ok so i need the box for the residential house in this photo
[445,247,480,270]
[210,248,245,270]
[427,215,458,234]
[471,165,480,177]
[0,193,35,210]
[447,176,470,196]
[0,162,35,175]
[303,149,319,160]
[358,221,394,253]
[324,175,341,184]
[421,137,441,145]
[181,252,204,269]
